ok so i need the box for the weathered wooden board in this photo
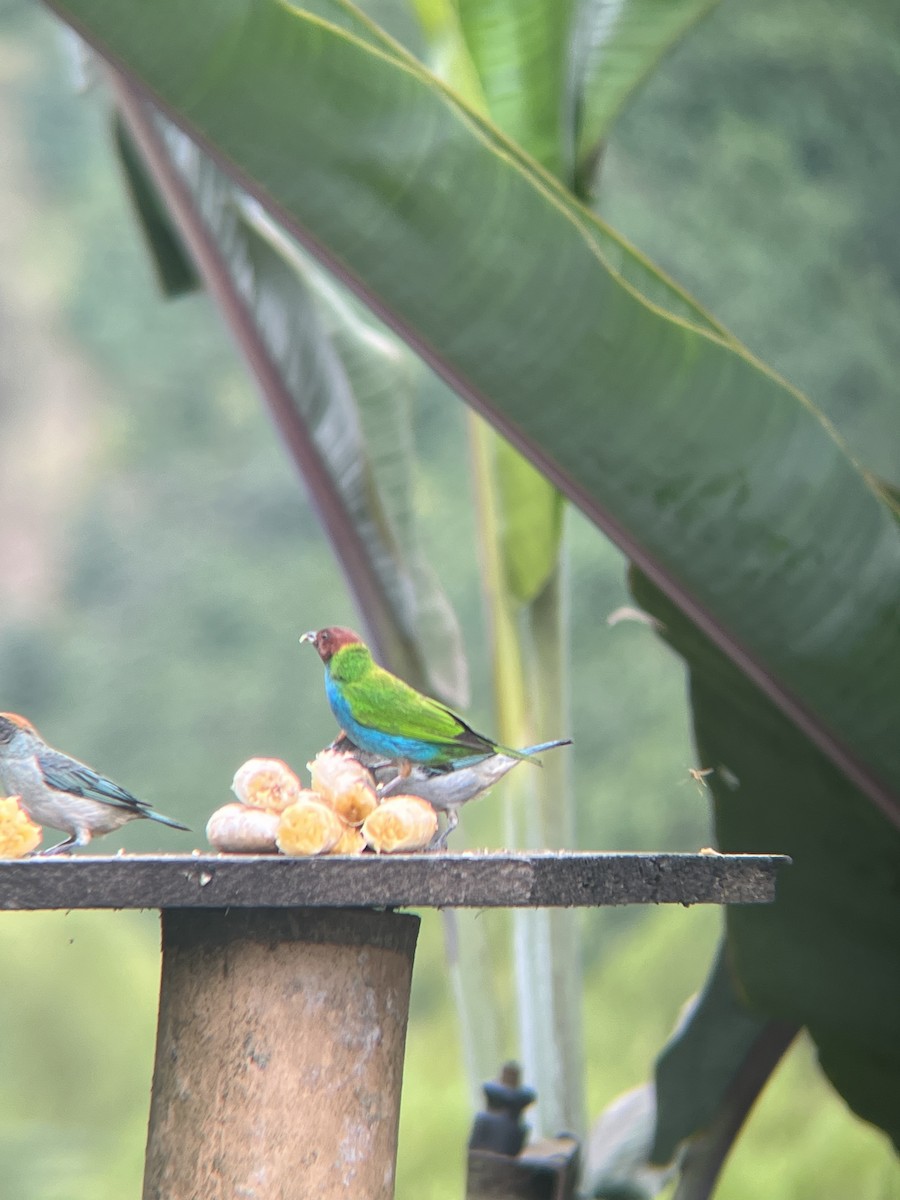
[0,851,788,910]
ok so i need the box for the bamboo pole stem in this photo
[142,907,419,1200]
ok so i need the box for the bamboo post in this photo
[142,906,419,1200]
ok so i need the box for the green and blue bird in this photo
[300,626,541,773]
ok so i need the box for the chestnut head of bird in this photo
[0,713,40,749]
[300,627,364,664]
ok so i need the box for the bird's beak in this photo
[299,630,317,645]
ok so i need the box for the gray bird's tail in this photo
[144,808,191,832]
[521,738,573,758]
[517,737,573,766]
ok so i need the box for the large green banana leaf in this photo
[571,0,721,189]
[455,0,575,178]
[630,567,900,1162]
[46,0,900,822]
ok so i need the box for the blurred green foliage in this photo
[0,1,897,1197]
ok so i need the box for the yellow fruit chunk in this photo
[0,796,42,858]
[331,780,378,827]
[277,793,344,856]
[206,803,280,853]
[329,823,366,856]
[308,750,377,826]
[361,796,438,854]
[309,750,373,798]
[232,758,302,813]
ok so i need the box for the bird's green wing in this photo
[346,665,491,750]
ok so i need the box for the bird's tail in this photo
[516,737,573,766]
[492,737,573,766]
[522,738,573,757]
[144,808,191,832]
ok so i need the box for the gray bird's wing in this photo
[37,749,146,813]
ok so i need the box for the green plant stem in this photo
[469,412,585,1136]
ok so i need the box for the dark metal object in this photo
[0,851,788,911]
[469,1063,536,1156]
[467,1136,580,1200]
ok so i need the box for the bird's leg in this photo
[379,760,412,799]
[379,773,404,798]
[36,833,80,856]
[429,808,458,851]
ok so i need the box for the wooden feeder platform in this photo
[0,851,789,1199]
